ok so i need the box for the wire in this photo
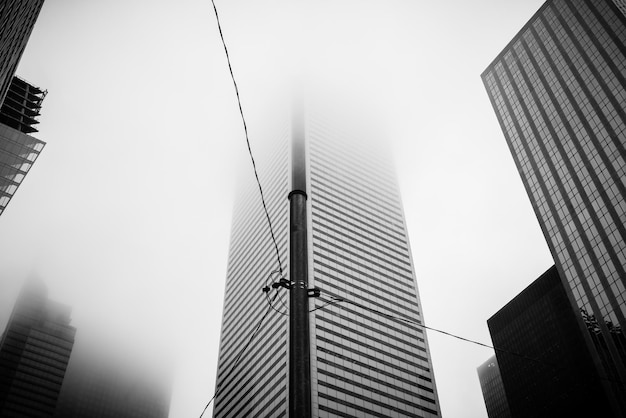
[319,296,558,369]
[209,0,284,277]
[315,293,626,388]
[265,290,288,316]
[199,292,279,417]
[310,297,344,313]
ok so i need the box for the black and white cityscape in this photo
[1,0,624,417]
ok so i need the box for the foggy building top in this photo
[477,355,511,418]
[213,95,440,417]
[0,278,76,416]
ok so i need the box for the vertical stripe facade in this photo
[482,0,626,413]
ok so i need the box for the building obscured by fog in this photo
[477,355,511,418]
[0,278,75,416]
[54,332,172,418]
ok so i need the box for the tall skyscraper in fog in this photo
[213,102,440,417]
[0,279,75,416]
[482,0,626,414]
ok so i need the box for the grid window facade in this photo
[482,0,626,414]
[0,0,45,107]
[0,123,44,216]
[0,281,75,417]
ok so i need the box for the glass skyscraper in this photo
[477,355,511,418]
[0,0,47,218]
[487,266,613,417]
[0,76,46,216]
[213,103,440,417]
[482,0,626,414]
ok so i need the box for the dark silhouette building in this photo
[477,355,511,418]
[0,279,76,417]
[482,0,626,414]
[488,266,613,417]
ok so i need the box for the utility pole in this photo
[288,106,312,418]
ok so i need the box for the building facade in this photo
[0,279,76,417]
[0,0,45,106]
[487,266,612,417]
[213,103,440,417]
[482,0,626,413]
[477,355,511,418]
[0,76,46,216]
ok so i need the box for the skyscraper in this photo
[476,355,511,418]
[0,0,45,106]
[0,278,76,416]
[487,266,612,417]
[482,0,626,413]
[0,76,46,216]
[0,0,47,218]
[213,101,440,417]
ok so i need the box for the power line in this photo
[319,295,626,386]
[209,0,284,277]
[323,296,555,369]
[199,292,279,417]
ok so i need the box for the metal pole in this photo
[289,105,312,418]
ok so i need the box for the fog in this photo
[0,0,552,416]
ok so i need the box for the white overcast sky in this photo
[0,0,553,417]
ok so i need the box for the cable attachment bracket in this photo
[307,287,321,298]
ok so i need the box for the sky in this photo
[0,0,553,417]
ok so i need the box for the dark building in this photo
[0,279,76,417]
[488,266,612,417]
[482,0,626,414]
[477,355,511,418]
[0,0,45,106]
[213,101,440,417]
[0,76,46,216]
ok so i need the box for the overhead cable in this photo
[209,0,284,277]
[199,292,279,417]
